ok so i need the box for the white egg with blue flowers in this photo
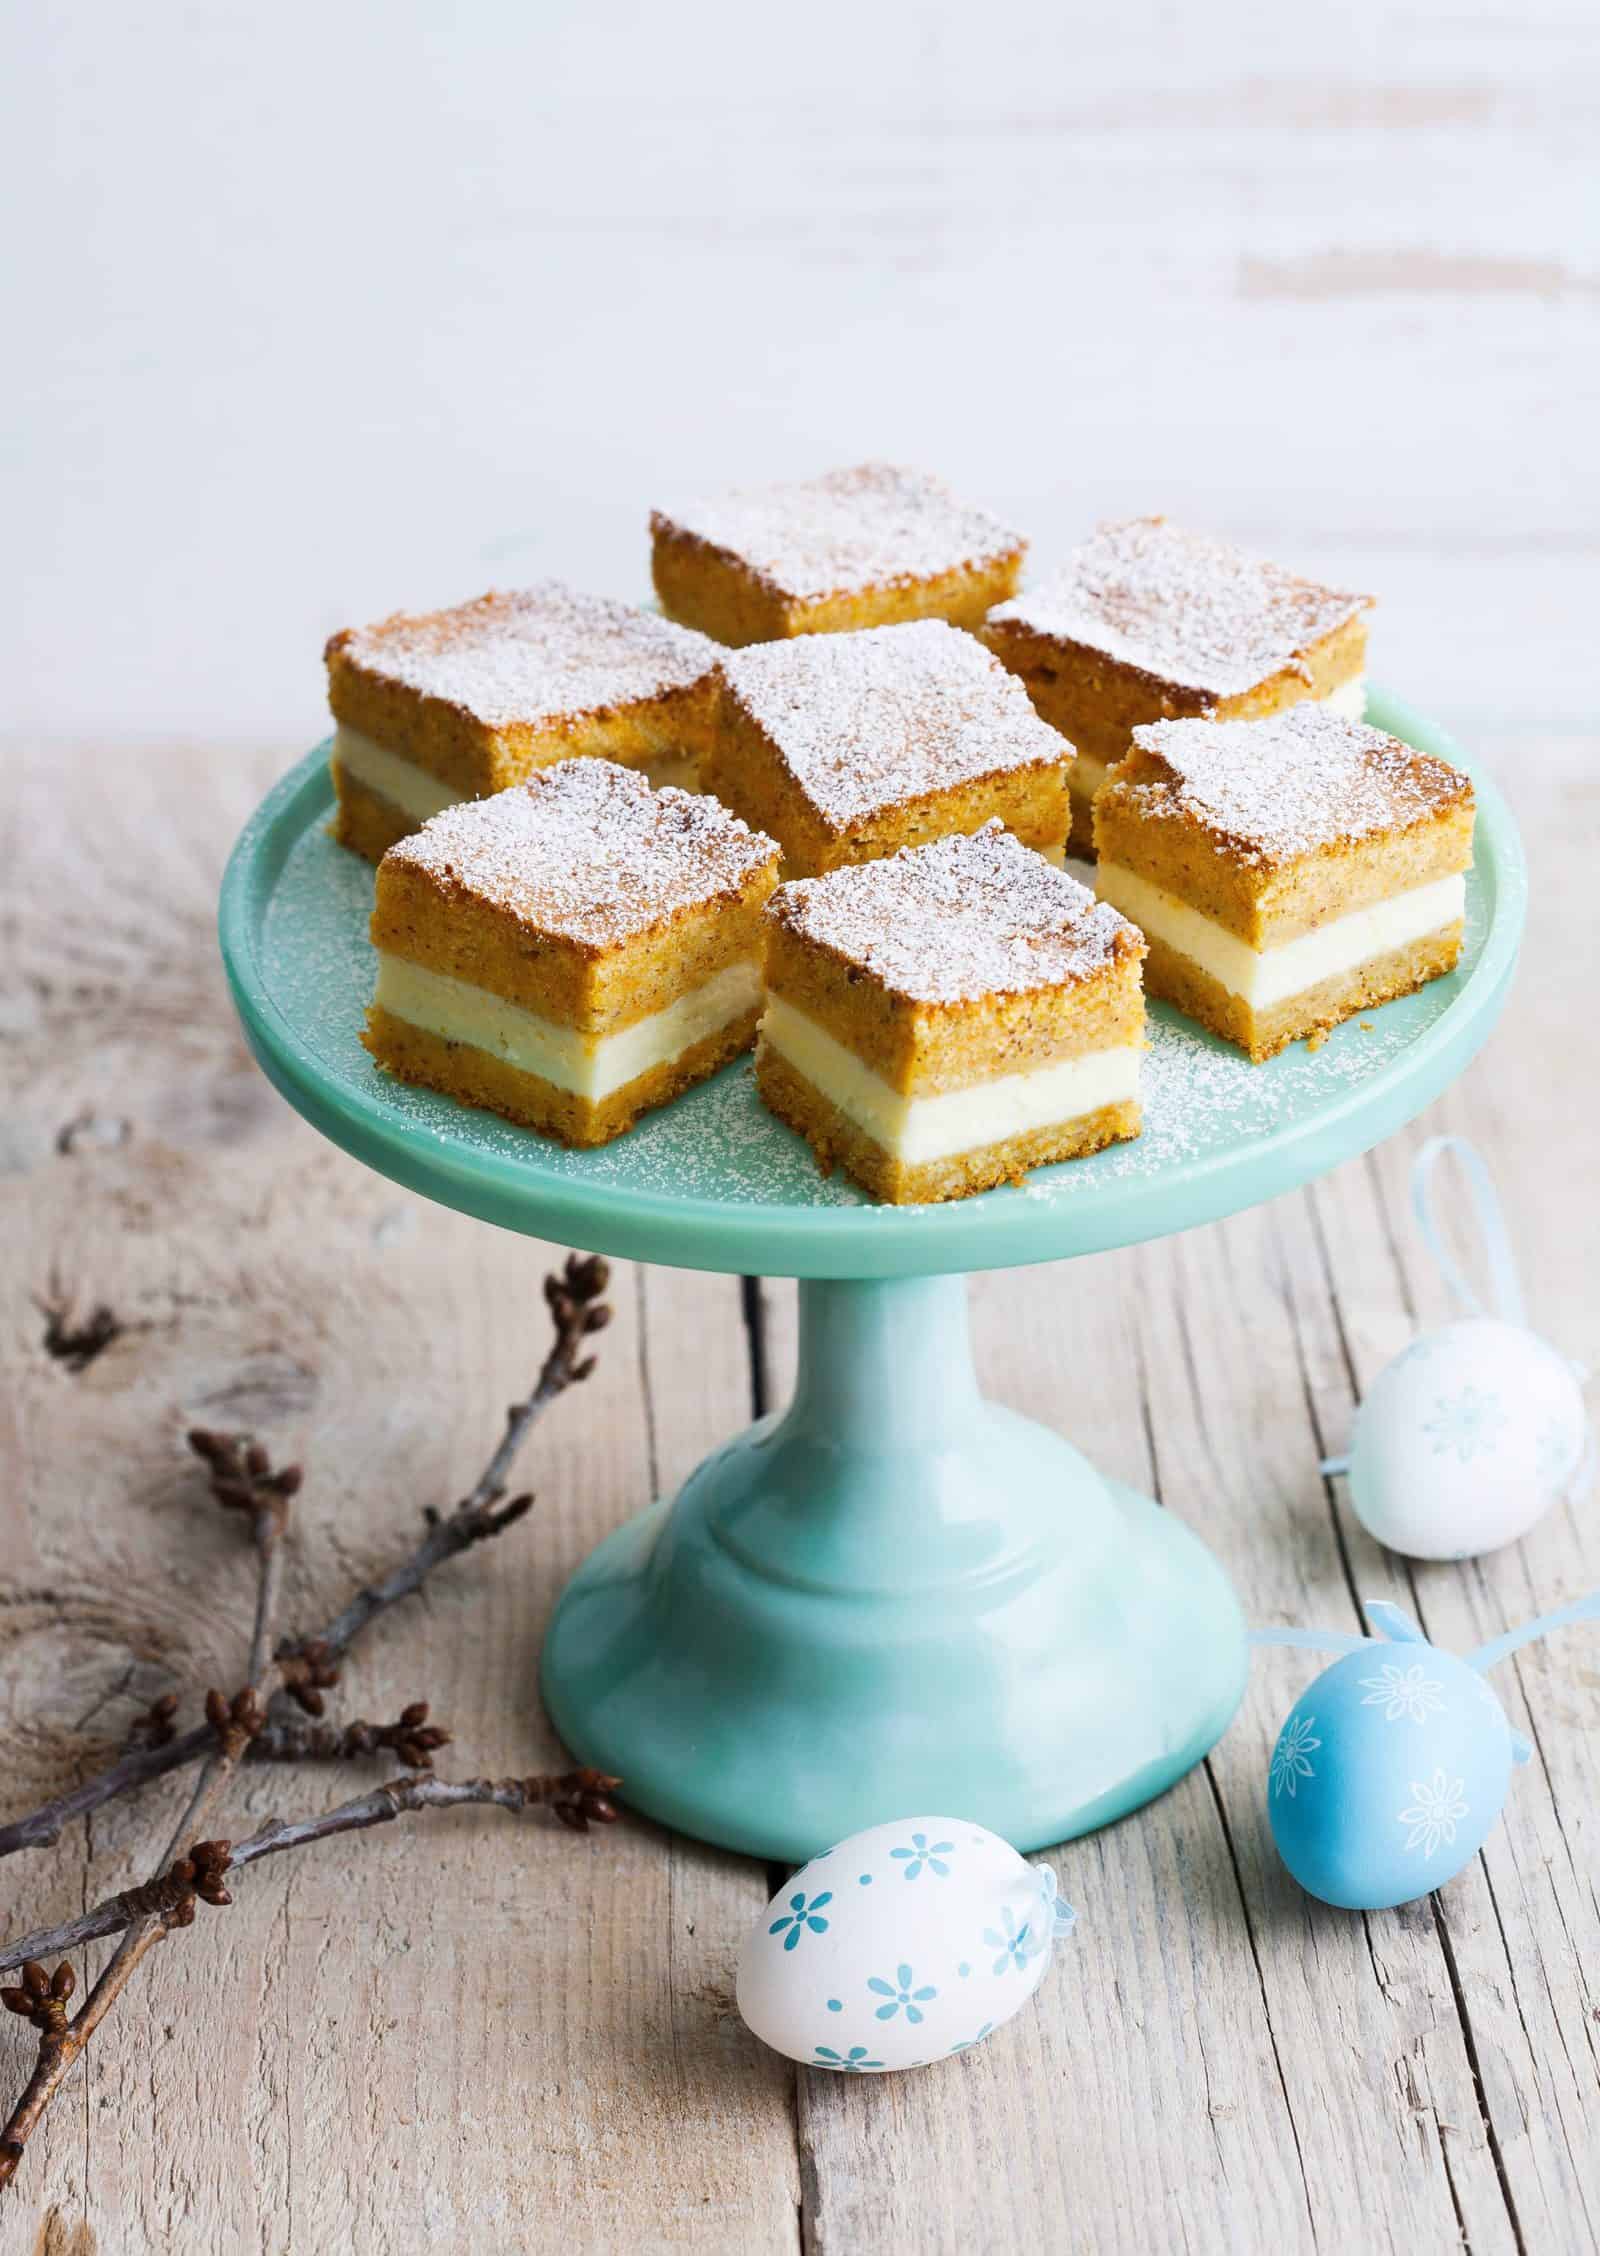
[736,1816,1075,2073]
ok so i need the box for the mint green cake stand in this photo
[220,690,1524,1862]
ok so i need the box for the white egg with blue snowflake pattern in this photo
[1268,1642,1517,1909]
[736,1816,1074,2073]
[1346,1317,1586,1560]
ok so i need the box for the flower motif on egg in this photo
[1269,1712,1320,1799]
[768,1890,832,1951]
[889,1832,954,1879]
[983,1906,1042,1975]
[1359,1662,1446,1724]
[1536,1419,1582,1486]
[866,1964,937,2023]
[1424,1387,1508,1463]
[813,2045,882,2072]
[1398,1769,1470,1859]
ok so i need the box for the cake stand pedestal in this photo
[541,1271,1243,1858]
[221,689,1524,1860]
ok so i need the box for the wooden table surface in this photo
[2,735,1595,2254]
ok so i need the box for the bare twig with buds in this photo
[0,1255,612,1861]
[0,1255,617,2196]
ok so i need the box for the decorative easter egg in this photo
[1268,1641,1515,1909]
[1346,1317,1586,1560]
[736,1816,1074,2073]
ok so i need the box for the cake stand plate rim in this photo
[218,685,1526,1279]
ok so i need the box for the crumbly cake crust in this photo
[716,620,1072,833]
[385,759,777,953]
[651,463,1023,603]
[1115,706,1472,871]
[1140,925,1464,1064]
[326,583,721,733]
[987,517,1371,701]
[768,823,1143,1006]
[755,1042,1140,1204]
[365,1003,761,1148]
[332,767,417,864]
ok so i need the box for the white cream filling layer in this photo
[641,750,702,792]
[374,953,761,1101]
[1094,865,1465,1011]
[762,997,1140,1166]
[1067,752,1112,808]
[333,726,460,822]
[1319,674,1368,721]
[332,726,701,822]
[1066,680,1367,805]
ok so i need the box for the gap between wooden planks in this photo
[1,739,1596,2254]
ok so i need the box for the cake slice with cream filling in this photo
[1094,705,1474,1063]
[708,619,1075,877]
[326,583,723,862]
[983,517,1372,856]
[756,825,1146,1205]
[364,759,779,1145]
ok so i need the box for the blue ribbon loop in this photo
[1410,1133,1527,1328]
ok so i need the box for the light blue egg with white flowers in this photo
[1269,1642,1514,1910]
[736,1815,1075,2073]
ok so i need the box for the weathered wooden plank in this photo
[0,745,797,2252]
[1137,1208,1519,2255]
[1296,738,1600,2251]
[5,727,1595,2253]
[631,1260,804,2241]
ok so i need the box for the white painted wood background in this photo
[2,3,1597,2249]
[3,0,1597,745]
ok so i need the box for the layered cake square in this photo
[983,517,1373,855]
[706,619,1074,877]
[756,825,1147,1205]
[326,583,723,861]
[364,760,779,1144]
[1094,706,1474,1062]
[650,462,1025,646]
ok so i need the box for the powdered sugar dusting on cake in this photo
[988,517,1371,699]
[390,759,776,945]
[721,620,1071,828]
[262,774,1492,1211]
[653,463,1023,601]
[1121,705,1472,866]
[770,823,1143,1003]
[329,583,720,731]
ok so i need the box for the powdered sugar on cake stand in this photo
[244,696,1511,1264]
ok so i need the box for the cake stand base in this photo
[541,1273,1248,1861]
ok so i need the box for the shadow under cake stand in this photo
[220,689,1525,1861]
